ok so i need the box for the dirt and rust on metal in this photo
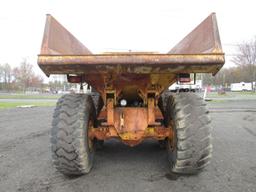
[38,13,225,146]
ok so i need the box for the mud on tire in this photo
[165,92,212,174]
[51,94,96,176]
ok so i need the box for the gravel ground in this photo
[0,100,256,192]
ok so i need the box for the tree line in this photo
[1,37,256,92]
[203,64,255,87]
[0,59,43,92]
[203,37,256,90]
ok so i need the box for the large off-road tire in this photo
[51,94,96,176]
[165,92,212,174]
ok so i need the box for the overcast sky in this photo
[1,0,256,79]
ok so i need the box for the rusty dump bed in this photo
[38,13,225,147]
[38,13,224,90]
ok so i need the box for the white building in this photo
[230,82,254,91]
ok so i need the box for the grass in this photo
[238,91,256,95]
[206,92,232,97]
[206,91,256,98]
[206,99,227,103]
[0,94,61,99]
[0,101,56,109]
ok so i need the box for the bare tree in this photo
[12,59,44,92]
[0,63,12,91]
[232,37,256,91]
[30,75,44,89]
[13,59,32,91]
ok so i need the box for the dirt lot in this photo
[0,100,256,192]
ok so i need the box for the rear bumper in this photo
[38,53,225,76]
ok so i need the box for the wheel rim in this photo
[88,120,94,153]
[167,120,177,165]
[168,120,176,149]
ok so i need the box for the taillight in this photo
[178,74,191,83]
[67,75,83,83]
